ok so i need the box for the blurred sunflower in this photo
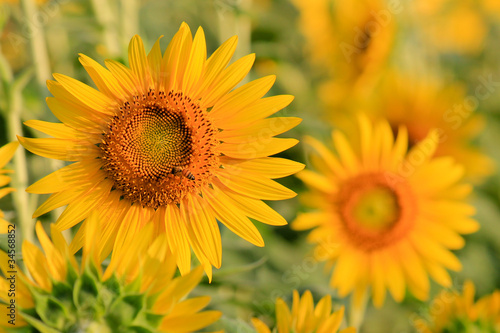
[293,115,478,307]
[251,290,355,333]
[0,142,18,233]
[412,0,494,55]
[335,75,494,183]
[413,280,500,333]
[19,22,303,278]
[0,220,221,332]
[293,0,395,106]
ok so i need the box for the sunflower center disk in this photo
[338,173,417,251]
[350,186,399,231]
[100,90,219,208]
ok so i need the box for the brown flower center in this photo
[337,172,417,251]
[100,90,219,208]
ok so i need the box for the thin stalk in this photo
[19,0,51,97]
[91,0,121,57]
[120,0,139,51]
[7,94,33,244]
[216,0,252,83]
[349,292,368,330]
[0,52,34,244]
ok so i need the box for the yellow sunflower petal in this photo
[105,59,139,96]
[192,35,238,99]
[251,318,272,333]
[183,195,222,268]
[0,175,11,188]
[28,159,103,194]
[219,137,298,159]
[164,205,192,275]
[220,95,295,129]
[35,222,66,281]
[160,311,222,332]
[304,136,346,179]
[22,241,51,291]
[53,73,115,115]
[162,22,192,91]
[275,298,292,333]
[203,186,265,247]
[79,53,127,100]
[55,180,112,230]
[220,156,304,179]
[296,170,335,194]
[18,136,97,161]
[128,35,150,91]
[217,168,296,200]
[0,142,19,169]
[292,212,330,231]
[33,188,86,218]
[182,27,207,95]
[332,131,360,174]
[147,36,164,88]
[210,75,276,121]
[201,53,255,108]
[223,188,288,226]
[45,96,105,133]
[24,120,84,140]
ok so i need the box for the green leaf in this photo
[106,294,145,327]
[73,270,100,311]
[17,312,60,333]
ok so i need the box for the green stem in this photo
[0,51,34,244]
[120,0,139,51]
[19,0,51,97]
[216,0,252,80]
[7,96,33,244]
[349,292,368,330]
[91,0,121,57]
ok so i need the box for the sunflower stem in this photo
[19,0,51,98]
[91,0,121,57]
[349,292,368,330]
[0,49,34,243]
[216,0,252,83]
[120,0,139,50]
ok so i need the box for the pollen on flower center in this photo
[100,90,219,208]
[337,172,417,251]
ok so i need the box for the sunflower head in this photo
[369,75,494,182]
[19,22,303,278]
[251,290,355,333]
[0,221,221,332]
[413,280,500,333]
[0,142,19,233]
[412,0,487,54]
[293,0,395,87]
[293,114,478,307]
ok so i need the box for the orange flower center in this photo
[337,172,417,251]
[100,90,219,208]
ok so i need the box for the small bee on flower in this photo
[172,166,196,180]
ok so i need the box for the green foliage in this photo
[4,261,163,333]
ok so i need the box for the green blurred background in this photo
[1,0,499,332]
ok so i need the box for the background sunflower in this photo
[0,0,499,332]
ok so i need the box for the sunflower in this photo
[411,0,493,55]
[0,219,221,332]
[333,75,494,183]
[293,0,395,106]
[18,22,303,278]
[251,290,355,333]
[0,142,18,233]
[292,114,478,308]
[413,280,500,333]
